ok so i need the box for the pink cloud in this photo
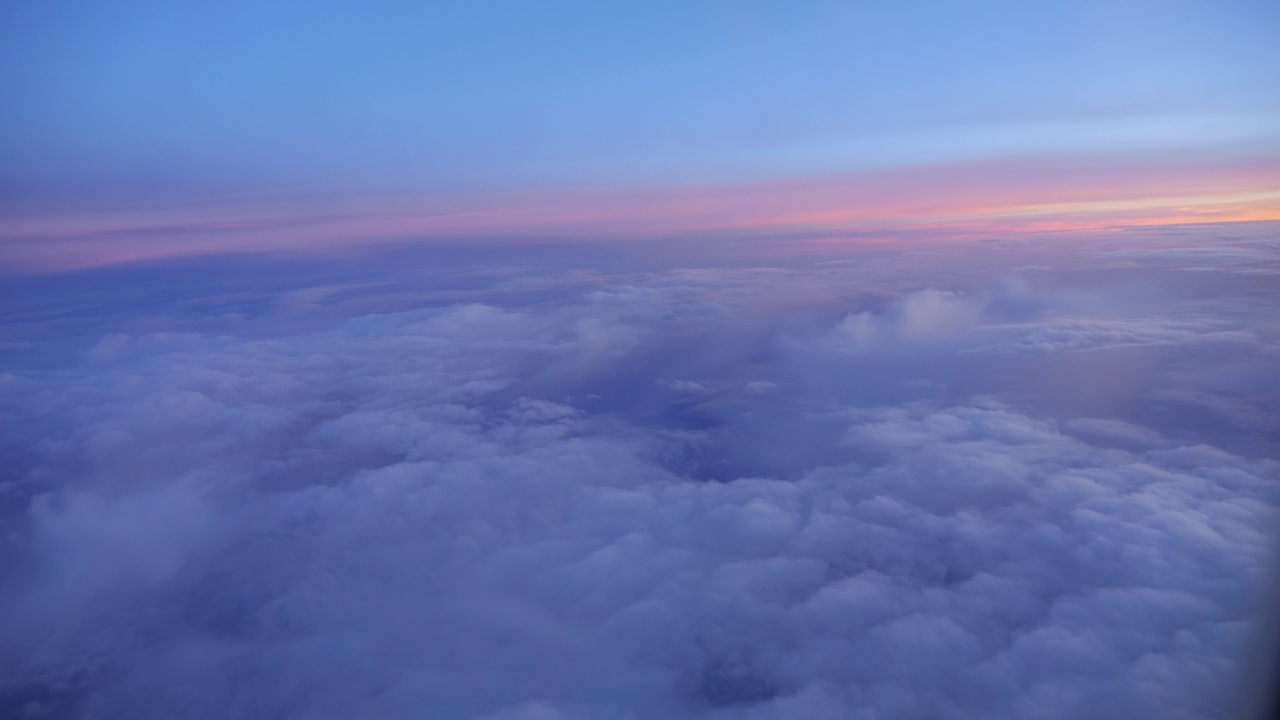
[3,153,1277,272]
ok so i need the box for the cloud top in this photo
[1,237,1278,719]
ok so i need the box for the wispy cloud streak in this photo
[3,154,1277,272]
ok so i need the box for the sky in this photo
[1,0,1279,268]
[2,2,1280,720]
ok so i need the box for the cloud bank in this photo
[1,233,1277,719]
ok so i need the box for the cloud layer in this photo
[1,234,1278,719]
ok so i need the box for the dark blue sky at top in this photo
[2,0,1278,192]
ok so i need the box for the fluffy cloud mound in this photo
[1,253,1277,719]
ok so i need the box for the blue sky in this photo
[2,0,1277,193]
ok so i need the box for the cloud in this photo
[971,319,1263,356]
[0,244,1277,719]
[819,289,985,350]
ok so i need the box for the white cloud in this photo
[819,289,985,351]
[1,253,1277,719]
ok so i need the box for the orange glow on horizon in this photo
[2,154,1278,272]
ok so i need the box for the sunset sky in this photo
[2,3,1279,720]
[2,0,1278,268]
